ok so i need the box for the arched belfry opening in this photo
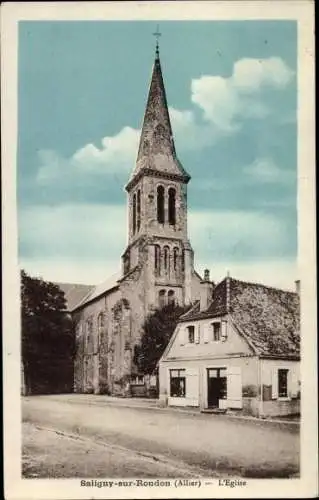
[168,187,176,225]
[157,185,165,223]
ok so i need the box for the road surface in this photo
[22,395,299,478]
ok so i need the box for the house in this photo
[158,273,300,418]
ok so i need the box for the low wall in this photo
[243,397,300,417]
[261,399,300,417]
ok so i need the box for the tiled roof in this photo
[179,277,300,358]
[55,283,94,312]
[71,272,121,310]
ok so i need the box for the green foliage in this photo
[21,270,75,394]
[133,303,190,375]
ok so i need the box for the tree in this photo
[21,270,75,395]
[133,302,190,375]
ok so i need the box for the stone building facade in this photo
[70,45,212,395]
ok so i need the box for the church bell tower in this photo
[121,37,195,311]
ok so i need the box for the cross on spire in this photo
[153,24,161,57]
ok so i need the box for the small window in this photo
[278,369,289,398]
[170,369,186,397]
[181,251,185,272]
[132,375,145,385]
[124,253,130,274]
[158,289,166,308]
[168,290,175,305]
[85,318,93,350]
[154,244,161,273]
[187,325,195,343]
[173,247,179,271]
[164,246,169,271]
[98,313,104,331]
[213,322,221,341]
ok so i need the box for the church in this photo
[63,41,213,396]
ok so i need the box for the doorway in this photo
[207,368,227,408]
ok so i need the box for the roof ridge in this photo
[228,277,297,295]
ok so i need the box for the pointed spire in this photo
[136,45,176,161]
[126,35,190,190]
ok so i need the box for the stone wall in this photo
[242,397,300,417]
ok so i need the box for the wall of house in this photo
[159,347,300,416]
[257,358,300,417]
[167,316,253,360]
[159,355,259,409]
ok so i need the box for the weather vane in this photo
[153,24,161,55]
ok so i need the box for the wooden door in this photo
[207,368,227,407]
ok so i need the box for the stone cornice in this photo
[125,167,191,192]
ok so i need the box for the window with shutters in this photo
[278,369,289,398]
[187,325,195,344]
[213,322,221,341]
[170,369,186,397]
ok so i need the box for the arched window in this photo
[158,289,166,308]
[154,244,161,273]
[173,247,179,271]
[181,250,185,272]
[163,246,169,271]
[168,187,176,225]
[132,193,136,234]
[137,189,141,231]
[168,290,175,305]
[85,318,93,351]
[157,185,165,223]
[97,313,105,352]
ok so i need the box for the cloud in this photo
[243,157,294,184]
[37,127,140,184]
[191,57,294,130]
[35,57,294,186]
[73,126,140,169]
[232,57,294,90]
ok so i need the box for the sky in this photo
[18,20,297,289]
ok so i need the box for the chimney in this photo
[295,280,300,295]
[200,269,213,311]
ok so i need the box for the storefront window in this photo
[170,369,186,397]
